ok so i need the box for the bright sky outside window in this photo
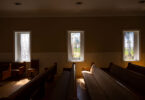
[123,31,139,61]
[71,33,81,58]
[15,32,31,62]
[68,31,84,62]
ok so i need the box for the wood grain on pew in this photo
[92,67,138,100]
[50,71,70,100]
[49,63,77,100]
[82,65,138,100]
[82,72,108,100]
[107,63,145,99]
[5,63,57,100]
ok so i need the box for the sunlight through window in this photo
[123,31,139,61]
[68,31,84,62]
[15,32,31,62]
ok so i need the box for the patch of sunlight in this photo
[15,78,30,86]
[77,78,86,90]
[82,71,92,74]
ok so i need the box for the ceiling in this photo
[0,0,145,17]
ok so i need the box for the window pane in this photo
[68,31,84,62]
[20,33,30,62]
[71,33,81,59]
[124,32,134,61]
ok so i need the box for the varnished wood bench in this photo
[0,63,57,100]
[50,71,70,100]
[127,63,145,76]
[105,63,145,99]
[82,65,138,100]
[50,63,77,100]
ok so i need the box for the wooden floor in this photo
[0,78,30,98]
[77,78,91,100]
[0,77,90,100]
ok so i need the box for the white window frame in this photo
[123,30,140,61]
[15,31,31,62]
[68,31,84,62]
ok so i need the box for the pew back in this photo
[109,63,145,96]
[127,63,145,76]
[7,64,57,100]
[82,65,138,100]
[50,63,77,100]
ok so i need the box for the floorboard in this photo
[0,78,30,98]
[77,78,91,100]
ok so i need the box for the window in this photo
[68,31,84,62]
[15,31,31,62]
[123,30,139,61]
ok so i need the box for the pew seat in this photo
[0,62,11,80]
[82,71,108,100]
[0,63,57,100]
[104,63,145,99]
[127,63,145,76]
[82,65,138,100]
[50,71,70,100]
[50,63,77,100]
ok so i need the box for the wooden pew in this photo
[0,62,11,81]
[50,71,70,100]
[1,63,57,100]
[82,64,138,100]
[67,63,77,100]
[127,63,145,76]
[50,63,77,100]
[106,63,145,99]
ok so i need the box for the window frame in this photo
[14,31,31,62]
[67,31,84,62]
[123,30,140,61]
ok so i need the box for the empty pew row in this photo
[103,63,145,99]
[82,64,138,100]
[50,63,77,100]
[127,63,145,76]
[0,63,57,100]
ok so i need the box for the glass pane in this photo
[71,33,81,59]
[20,33,30,62]
[124,32,134,61]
